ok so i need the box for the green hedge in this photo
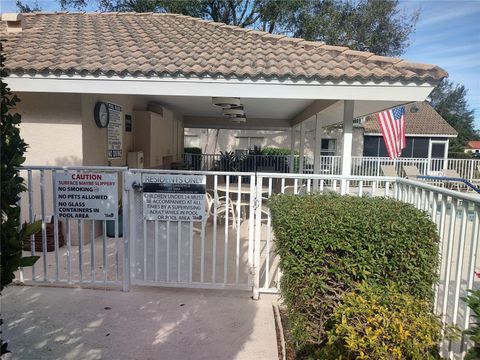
[183,147,202,154]
[268,194,440,355]
[261,147,297,156]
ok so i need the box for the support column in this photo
[299,122,305,174]
[313,114,322,190]
[444,139,449,171]
[289,127,295,173]
[341,100,354,194]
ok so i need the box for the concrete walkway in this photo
[2,286,278,360]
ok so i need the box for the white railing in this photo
[351,156,480,181]
[255,172,480,359]
[184,154,480,184]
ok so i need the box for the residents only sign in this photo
[142,174,206,221]
[54,172,118,220]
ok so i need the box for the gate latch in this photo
[131,181,143,192]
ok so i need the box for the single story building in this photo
[2,11,447,183]
[465,141,480,156]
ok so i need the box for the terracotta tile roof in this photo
[466,141,480,149]
[1,12,448,82]
[362,102,457,136]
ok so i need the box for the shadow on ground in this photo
[2,285,277,360]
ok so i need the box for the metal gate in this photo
[124,169,256,291]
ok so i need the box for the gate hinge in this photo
[253,196,260,210]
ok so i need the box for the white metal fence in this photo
[16,165,480,359]
[184,153,480,183]
[17,166,127,289]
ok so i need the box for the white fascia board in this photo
[364,133,457,138]
[6,74,436,102]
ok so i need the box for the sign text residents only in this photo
[54,172,118,220]
[142,174,206,221]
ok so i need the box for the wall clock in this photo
[94,102,110,128]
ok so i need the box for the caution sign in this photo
[142,174,206,221]
[54,172,118,220]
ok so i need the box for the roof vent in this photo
[1,13,26,33]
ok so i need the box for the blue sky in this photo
[1,0,479,129]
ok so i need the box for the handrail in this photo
[256,172,397,182]
[399,177,480,202]
[18,165,128,171]
[417,175,480,194]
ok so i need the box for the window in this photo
[236,136,264,151]
[184,135,200,148]
[321,139,336,156]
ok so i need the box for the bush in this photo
[319,283,442,360]
[183,147,202,170]
[464,289,480,360]
[268,194,439,354]
[261,147,297,156]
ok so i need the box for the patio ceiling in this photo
[145,95,404,130]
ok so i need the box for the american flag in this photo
[375,106,406,159]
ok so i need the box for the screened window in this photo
[321,139,336,156]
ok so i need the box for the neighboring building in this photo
[186,102,457,163]
[465,141,480,155]
[361,102,457,159]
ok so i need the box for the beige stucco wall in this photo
[81,93,149,166]
[17,92,83,166]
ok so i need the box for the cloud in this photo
[417,3,480,27]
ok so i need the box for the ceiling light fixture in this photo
[231,116,247,123]
[212,97,241,108]
[223,106,244,117]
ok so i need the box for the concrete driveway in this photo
[1,286,278,360]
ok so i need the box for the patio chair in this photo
[442,169,463,191]
[402,165,443,187]
[207,190,237,228]
[402,165,420,179]
[381,165,398,177]
[471,165,480,188]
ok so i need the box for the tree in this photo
[429,79,479,157]
[290,0,419,57]
[1,41,40,355]
[16,0,42,12]
[54,0,418,56]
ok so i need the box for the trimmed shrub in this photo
[261,147,298,156]
[268,194,439,354]
[183,147,202,170]
[319,283,443,360]
[464,289,480,360]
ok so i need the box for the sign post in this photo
[142,174,206,221]
[54,172,118,220]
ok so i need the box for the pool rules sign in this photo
[54,172,118,220]
[142,174,206,221]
